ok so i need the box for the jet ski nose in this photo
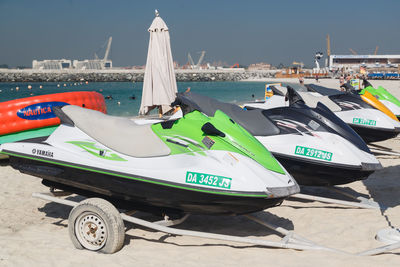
[266,183,300,198]
[231,152,299,198]
[256,163,300,197]
[361,162,383,171]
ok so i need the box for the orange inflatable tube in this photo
[0,91,106,136]
[360,91,399,121]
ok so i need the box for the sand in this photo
[1,79,400,266]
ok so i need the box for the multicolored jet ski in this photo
[0,105,299,215]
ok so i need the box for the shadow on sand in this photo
[363,164,400,209]
[0,158,10,166]
[281,161,399,212]
[363,164,400,229]
[37,195,85,227]
[283,185,376,210]
[123,211,293,248]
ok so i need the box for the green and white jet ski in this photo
[0,105,299,215]
[361,79,400,119]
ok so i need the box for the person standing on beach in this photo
[339,76,345,91]
[315,74,319,83]
[346,74,352,83]
[340,74,355,92]
[299,77,306,89]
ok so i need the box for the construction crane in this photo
[188,53,195,67]
[197,51,206,67]
[374,46,379,55]
[187,51,206,69]
[325,34,331,68]
[94,37,112,60]
[349,48,357,55]
[326,34,331,57]
[103,37,112,61]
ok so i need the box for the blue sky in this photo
[0,0,399,67]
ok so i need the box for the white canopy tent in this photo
[139,10,178,115]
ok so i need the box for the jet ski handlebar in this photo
[171,93,226,137]
[340,83,360,94]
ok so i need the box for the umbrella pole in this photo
[158,106,163,118]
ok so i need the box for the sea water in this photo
[0,81,276,116]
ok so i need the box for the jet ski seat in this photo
[176,92,280,136]
[297,92,342,112]
[305,84,344,96]
[60,105,171,158]
[273,86,341,112]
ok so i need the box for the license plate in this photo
[186,171,232,189]
[353,118,376,126]
[295,146,332,161]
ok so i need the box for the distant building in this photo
[73,59,112,70]
[247,62,272,71]
[32,36,113,70]
[328,55,400,71]
[32,59,72,70]
[32,59,112,70]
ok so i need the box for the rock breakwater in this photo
[0,69,276,82]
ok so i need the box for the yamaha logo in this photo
[32,148,53,158]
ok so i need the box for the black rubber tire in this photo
[68,198,125,254]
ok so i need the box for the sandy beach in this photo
[1,79,400,266]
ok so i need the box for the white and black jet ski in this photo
[0,105,299,215]
[304,83,400,143]
[251,83,400,143]
[173,91,382,186]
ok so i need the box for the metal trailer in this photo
[32,191,400,256]
[32,192,341,254]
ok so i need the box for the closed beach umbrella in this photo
[139,10,177,115]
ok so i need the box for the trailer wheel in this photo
[68,198,125,254]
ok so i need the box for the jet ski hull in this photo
[350,124,400,143]
[7,154,285,215]
[273,153,375,186]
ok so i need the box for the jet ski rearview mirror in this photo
[201,122,226,137]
